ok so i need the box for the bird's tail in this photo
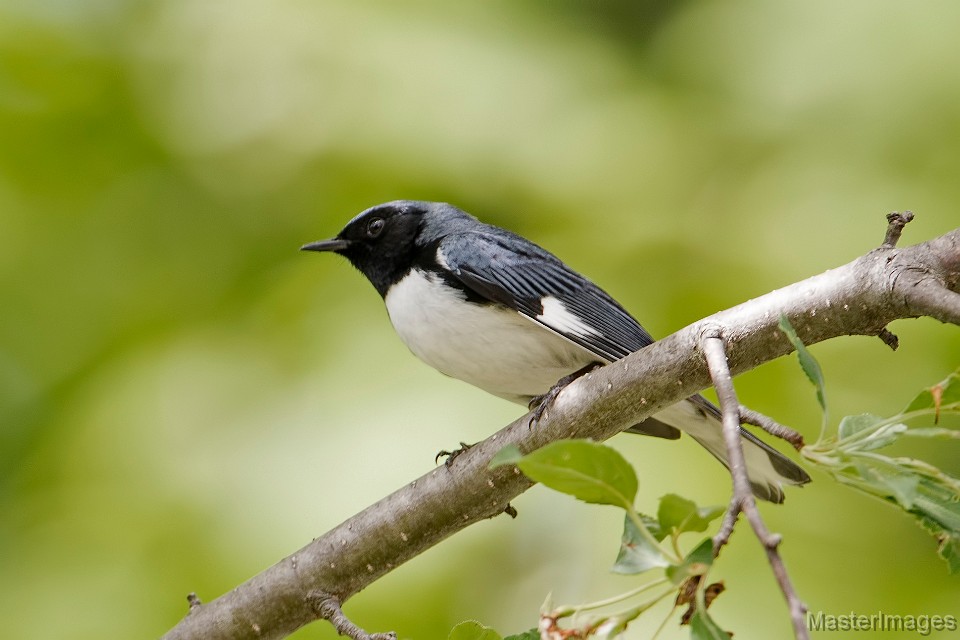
[629,395,811,503]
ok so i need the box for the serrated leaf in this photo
[904,369,960,414]
[823,453,960,572]
[689,610,730,640]
[503,631,540,640]
[666,537,714,584]
[917,512,960,574]
[657,494,724,537]
[934,534,960,574]
[488,444,523,469]
[778,315,827,413]
[448,621,502,640]
[940,538,960,574]
[513,440,638,508]
[612,513,670,574]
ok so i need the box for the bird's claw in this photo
[527,362,602,428]
[527,387,560,427]
[435,441,474,467]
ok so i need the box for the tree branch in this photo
[737,405,805,450]
[882,211,914,248]
[162,225,960,640]
[702,333,808,640]
[311,593,396,640]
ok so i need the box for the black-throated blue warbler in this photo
[302,200,810,502]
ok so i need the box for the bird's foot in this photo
[527,362,602,427]
[527,387,562,427]
[435,441,475,467]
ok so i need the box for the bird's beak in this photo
[300,238,351,253]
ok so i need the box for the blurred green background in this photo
[2,1,960,638]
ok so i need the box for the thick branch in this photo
[163,226,960,640]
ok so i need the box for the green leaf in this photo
[778,314,827,413]
[666,537,714,584]
[503,631,540,640]
[612,513,670,574]
[838,413,884,439]
[804,367,960,574]
[918,514,960,574]
[863,423,909,450]
[448,621,502,640]
[689,610,730,640]
[824,454,960,573]
[911,475,960,573]
[657,494,724,537]
[640,512,666,541]
[940,537,960,574]
[853,461,921,509]
[511,439,638,508]
[904,368,960,414]
[837,414,908,451]
[488,444,523,469]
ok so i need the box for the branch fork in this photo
[311,592,397,640]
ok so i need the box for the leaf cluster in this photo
[464,441,730,639]
[782,317,960,573]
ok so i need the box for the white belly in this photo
[384,269,594,403]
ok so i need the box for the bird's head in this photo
[302,200,461,296]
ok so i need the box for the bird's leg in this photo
[435,441,475,467]
[527,362,603,427]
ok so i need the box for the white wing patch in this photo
[536,296,599,338]
[435,245,452,271]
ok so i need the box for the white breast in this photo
[384,268,595,403]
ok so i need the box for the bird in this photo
[302,200,811,503]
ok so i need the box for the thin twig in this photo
[876,327,899,351]
[738,405,805,450]
[882,211,914,248]
[702,331,809,640]
[311,592,397,640]
[186,593,203,610]
[712,495,740,554]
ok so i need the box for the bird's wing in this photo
[436,231,810,503]
[437,231,654,362]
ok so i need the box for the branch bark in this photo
[162,224,960,640]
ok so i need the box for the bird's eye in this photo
[367,217,385,238]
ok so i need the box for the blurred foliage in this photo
[1,1,959,638]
